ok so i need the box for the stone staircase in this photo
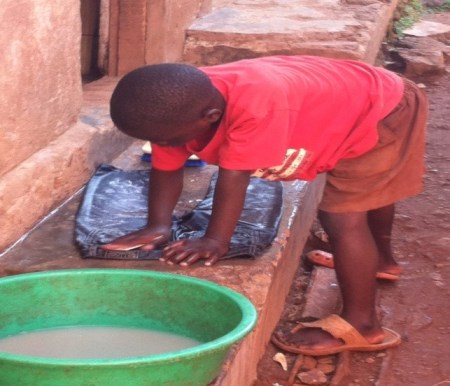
[183,0,400,66]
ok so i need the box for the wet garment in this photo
[319,78,428,212]
[150,55,404,181]
[75,164,283,260]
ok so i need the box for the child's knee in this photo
[318,210,368,239]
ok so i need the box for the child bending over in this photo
[104,56,427,356]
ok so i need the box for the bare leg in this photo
[280,210,385,350]
[320,210,381,330]
[367,204,402,275]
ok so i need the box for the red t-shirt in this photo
[151,56,404,181]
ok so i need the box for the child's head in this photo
[110,63,224,146]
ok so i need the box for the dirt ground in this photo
[254,12,450,386]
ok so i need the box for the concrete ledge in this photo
[0,77,130,252]
[183,0,400,65]
[214,176,325,385]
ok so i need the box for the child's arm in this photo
[102,167,183,251]
[161,167,251,266]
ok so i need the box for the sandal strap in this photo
[299,314,370,346]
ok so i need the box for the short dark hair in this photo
[110,63,215,138]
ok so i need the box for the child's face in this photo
[150,118,213,147]
[151,110,222,147]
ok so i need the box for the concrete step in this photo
[183,0,400,66]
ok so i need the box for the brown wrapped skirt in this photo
[319,79,428,213]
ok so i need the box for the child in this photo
[104,55,428,356]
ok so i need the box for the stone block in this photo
[404,20,450,44]
[183,0,401,65]
[302,267,342,320]
[396,36,448,76]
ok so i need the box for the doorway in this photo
[80,0,102,83]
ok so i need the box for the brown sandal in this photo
[272,314,401,356]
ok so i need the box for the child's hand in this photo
[160,237,229,267]
[101,226,171,251]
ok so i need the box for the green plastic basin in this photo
[0,269,257,386]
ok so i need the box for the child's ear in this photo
[204,108,223,123]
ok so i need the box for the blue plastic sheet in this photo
[75,164,283,260]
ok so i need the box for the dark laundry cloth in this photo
[75,164,283,260]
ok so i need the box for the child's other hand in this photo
[101,226,170,251]
[160,237,229,267]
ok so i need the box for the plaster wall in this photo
[0,0,82,176]
[0,0,213,253]
[145,0,211,65]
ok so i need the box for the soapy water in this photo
[0,326,201,359]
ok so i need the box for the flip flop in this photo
[305,250,401,281]
[272,314,401,356]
